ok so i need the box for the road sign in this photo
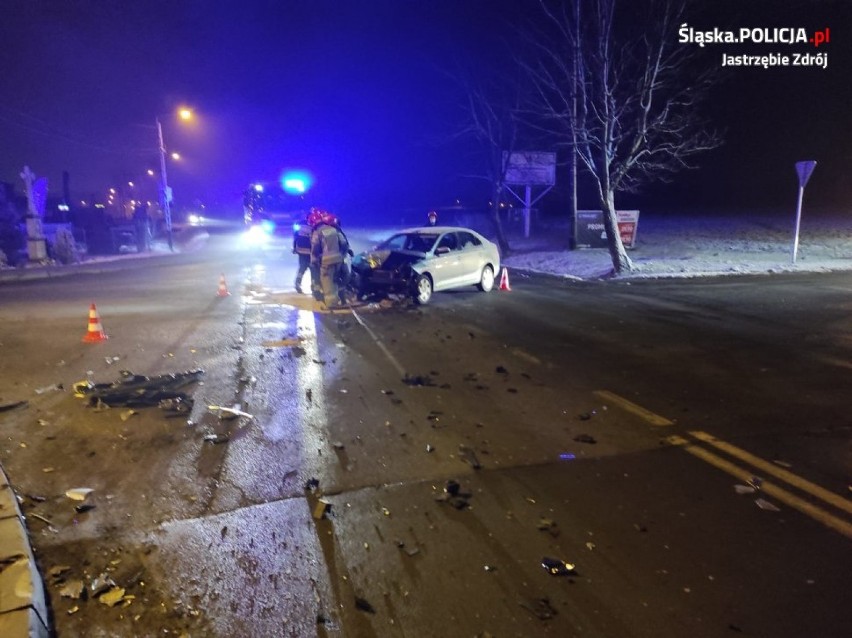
[795,160,816,188]
[791,160,817,264]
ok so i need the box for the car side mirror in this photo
[435,246,450,255]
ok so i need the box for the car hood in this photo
[354,250,425,271]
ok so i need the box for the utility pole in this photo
[156,117,174,251]
[570,0,580,249]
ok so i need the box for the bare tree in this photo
[446,62,535,256]
[527,0,721,273]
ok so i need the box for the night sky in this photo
[1,0,849,220]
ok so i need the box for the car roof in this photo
[399,226,482,234]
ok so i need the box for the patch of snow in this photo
[502,210,852,280]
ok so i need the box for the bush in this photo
[51,227,81,264]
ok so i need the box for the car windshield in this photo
[376,232,440,254]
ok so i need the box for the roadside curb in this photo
[0,465,51,638]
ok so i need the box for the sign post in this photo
[503,151,556,239]
[791,160,816,264]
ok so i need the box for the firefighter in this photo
[292,212,314,293]
[310,210,346,309]
[427,210,438,226]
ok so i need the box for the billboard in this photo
[575,210,639,249]
[503,151,556,186]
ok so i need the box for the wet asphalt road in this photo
[0,231,850,637]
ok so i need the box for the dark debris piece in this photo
[573,434,597,444]
[402,374,435,387]
[458,445,482,470]
[541,557,576,576]
[444,480,460,496]
[495,365,508,374]
[80,369,204,409]
[354,597,376,614]
[0,400,28,413]
[520,597,558,621]
[304,478,320,491]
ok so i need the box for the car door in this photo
[429,232,464,289]
[455,231,487,285]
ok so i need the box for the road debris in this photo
[354,596,376,614]
[747,476,763,490]
[312,498,332,520]
[435,480,471,510]
[537,518,560,537]
[35,383,63,394]
[261,337,303,348]
[402,374,435,387]
[59,580,85,599]
[65,487,93,501]
[208,404,254,420]
[75,369,203,410]
[458,445,482,469]
[203,434,230,444]
[541,557,577,576]
[519,597,558,620]
[120,409,138,421]
[425,444,435,453]
[755,498,780,512]
[99,587,127,607]
[573,434,597,444]
[75,503,96,513]
[0,400,28,412]
[734,484,756,495]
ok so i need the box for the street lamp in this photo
[156,108,192,251]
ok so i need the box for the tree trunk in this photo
[601,189,633,274]
[491,182,511,255]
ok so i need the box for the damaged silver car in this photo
[351,227,501,304]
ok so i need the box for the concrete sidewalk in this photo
[0,465,50,637]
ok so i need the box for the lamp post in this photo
[155,117,174,251]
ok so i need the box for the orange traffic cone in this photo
[217,274,231,297]
[82,303,108,343]
[498,267,511,291]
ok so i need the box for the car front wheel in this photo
[478,265,495,292]
[413,274,433,305]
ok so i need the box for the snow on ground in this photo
[502,209,852,280]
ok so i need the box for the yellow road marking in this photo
[511,348,541,365]
[677,440,852,540]
[689,431,852,517]
[594,390,673,426]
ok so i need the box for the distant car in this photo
[351,226,501,305]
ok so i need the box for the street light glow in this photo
[171,152,181,160]
[179,108,192,120]
[147,169,154,176]
[128,181,134,187]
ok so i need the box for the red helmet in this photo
[307,208,323,227]
[321,212,339,227]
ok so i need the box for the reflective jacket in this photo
[311,223,343,266]
[293,223,312,255]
